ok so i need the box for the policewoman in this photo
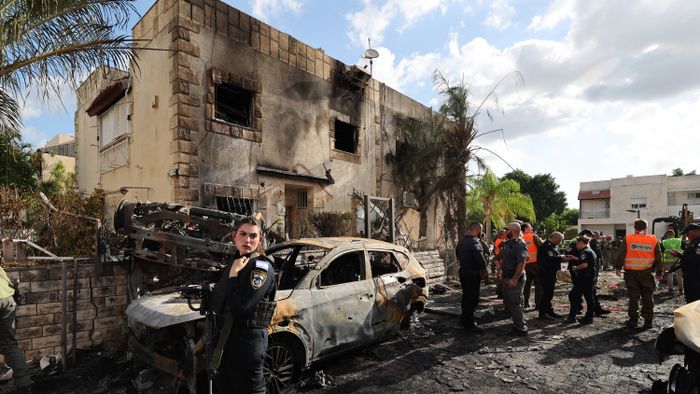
[213,216,276,393]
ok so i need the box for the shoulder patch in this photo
[250,269,268,290]
[255,260,270,270]
[547,251,554,257]
[472,243,483,251]
[696,247,700,255]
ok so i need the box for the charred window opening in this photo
[369,251,401,277]
[419,210,428,238]
[215,84,253,127]
[216,196,255,216]
[320,251,364,286]
[334,119,358,154]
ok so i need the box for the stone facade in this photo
[5,264,129,361]
[76,0,442,247]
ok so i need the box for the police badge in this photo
[250,269,267,290]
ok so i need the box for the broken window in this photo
[216,196,255,216]
[215,84,253,127]
[419,210,428,238]
[369,251,400,277]
[320,251,364,286]
[333,119,358,154]
[270,245,327,290]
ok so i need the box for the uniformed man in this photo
[661,230,683,294]
[615,219,663,330]
[521,222,543,309]
[478,232,492,285]
[500,222,529,336]
[669,223,700,303]
[537,232,576,320]
[568,230,610,316]
[565,236,597,324]
[213,217,277,393]
[456,222,489,333]
[0,263,32,392]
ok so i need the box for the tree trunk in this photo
[485,217,493,243]
[456,171,468,239]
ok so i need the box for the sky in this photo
[19,0,700,208]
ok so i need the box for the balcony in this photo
[579,209,610,219]
[99,137,129,173]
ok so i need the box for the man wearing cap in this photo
[670,223,700,303]
[615,219,663,330]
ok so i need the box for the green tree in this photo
[390,70,522,244]
[672,168,684,176]
[40,160,76,197]
[0,132,37,191]
[1,0,135,133]
[502,169,567,223]
[541,208,579,234]
[466,170,535,241]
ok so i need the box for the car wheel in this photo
[265,338,298,393]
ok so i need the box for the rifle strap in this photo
[208,313,233,376]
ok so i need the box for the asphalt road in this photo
[292,270,683,394]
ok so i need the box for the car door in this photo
[309,248,375,356]
[368,249,410,335]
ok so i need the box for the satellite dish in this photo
[362,49,379,59]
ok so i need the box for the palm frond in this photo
[0,87,21,134]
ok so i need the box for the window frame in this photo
[317,250,366,288]
[368,250,402,278]
[213,83,254,128]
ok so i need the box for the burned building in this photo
[75,0,441,246]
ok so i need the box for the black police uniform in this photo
[567,247,596,321]
[680,237,700,304]
[455,234,488,328]
[537,239,565,317]
[213,253,276,393]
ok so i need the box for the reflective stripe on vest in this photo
[624,233,657,270]
[523,233,537,263]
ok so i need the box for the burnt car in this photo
[264,238,428,391]
[119,202,428,393]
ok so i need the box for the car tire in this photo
[265,337,300,394]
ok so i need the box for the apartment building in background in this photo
[74,0,442,246]
[38,134,76,182]
[578,174,700,238]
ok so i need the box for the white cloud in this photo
[359,0,700,205]
[20,126,50,148]
[484,0,516,31]
[345,0,449,46]
[527,0,574,31]
[250,0,302,20]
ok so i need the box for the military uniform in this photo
[615,234,662,327]
[500,238,529,333]
[213,253,277,393]
[456,235,488,329]
[680,237,700,303]
[537,239,565,318]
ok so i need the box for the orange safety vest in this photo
[495,238,504,253]
[623,233,657,271]
[523,233,538,263]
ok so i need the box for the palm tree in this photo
[466,170,535,242]
[390,70,523,244]
[1,0,136,134]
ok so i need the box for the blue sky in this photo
[20,0,700,208]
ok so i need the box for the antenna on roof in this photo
[362,38,379,75]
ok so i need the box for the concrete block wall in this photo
[4,264,129,361]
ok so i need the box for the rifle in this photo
[177,283,217,394]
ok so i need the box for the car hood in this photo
[126,292,203,329]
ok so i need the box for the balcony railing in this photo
[99,138,129,173]
[579,209,610,219]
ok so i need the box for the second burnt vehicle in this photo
[116,201,429,393]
